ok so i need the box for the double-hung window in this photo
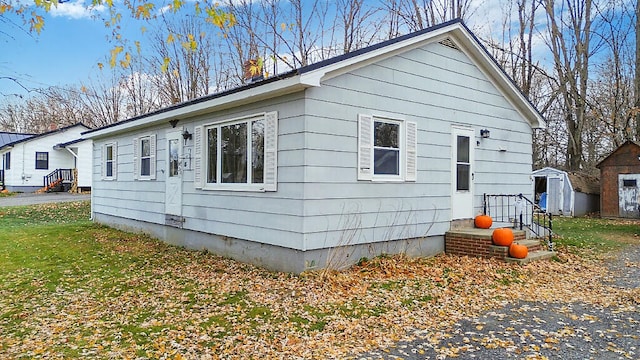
[133,135,156,180]
[35,152,49,170]
[194,112,277,191]
[4,152,10,170]
[102,142,117,180]
[358,114,417,181]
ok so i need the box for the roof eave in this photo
[84,76,311,139]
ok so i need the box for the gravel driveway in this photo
[357,248,640,360]
[0,192,91,207]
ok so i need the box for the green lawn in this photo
[553,216,640,254]
[0,202,637,358]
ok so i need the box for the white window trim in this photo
[194,111,277,192]
[133,134,156,181]
[101,142,117,180]
[358,113,417,182]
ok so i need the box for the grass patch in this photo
[1,202,638,358]
[552,216,640,254]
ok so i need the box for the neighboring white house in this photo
[0,123,92,192]
[83,20,545,273]
[532,167,600,217]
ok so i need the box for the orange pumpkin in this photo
[492,228,514,246]
[474,214,493,229]
[509,243,528,259]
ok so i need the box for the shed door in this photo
[619,174,640,218]
[546,175,563,215]
[451,127,474,219]
[165,131,183,216]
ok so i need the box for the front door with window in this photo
[451,127,474,219]
[165,131,182,216]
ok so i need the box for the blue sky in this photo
[0,3,120,98]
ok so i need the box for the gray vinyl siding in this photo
[92,93,307,249]
[300,41,533,250]
[92,40,535,254]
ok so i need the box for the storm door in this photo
[451,127,474,219]
[165,131,183,216]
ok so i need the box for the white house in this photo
[83,20,545,273]
[0,123,92,192]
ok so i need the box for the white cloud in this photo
[50,0,105,19]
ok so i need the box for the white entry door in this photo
[451,127,474,219]
[165,131,182,216]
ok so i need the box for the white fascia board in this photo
[85,76,309,139]
[448,28,546,129]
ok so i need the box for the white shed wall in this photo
[74,140,93,188]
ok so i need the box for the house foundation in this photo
[93,213,445,273]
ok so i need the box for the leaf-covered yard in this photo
[0,201,638,359]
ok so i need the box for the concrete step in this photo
[504,250,556,264]
[514,239,542,252]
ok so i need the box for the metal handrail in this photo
[43,169,74,191]
[483,193,554,251]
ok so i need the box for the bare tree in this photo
[336,0,381,53]
[543,0,598,171]
[636,0,640,138]
[587,0,635,147]
[78,72,127,127]
[148,16,216,104]
[380,0,474,34]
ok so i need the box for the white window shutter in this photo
[357,114,373,180]
[101,144,106,180]
[112,142,118,180]
[263,111,278,191]
[149,134,156,180]
[194,125,203,189]
[133,137,139,180]
[405,121,417,182]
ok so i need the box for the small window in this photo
[102,143,117,180]
[357,114,417,182]
[456,135,471,191]
[4,152,10,170]
[374,120,400,176]
[168,139,179,177]
[133,135,156,180]
[623,179,637,187]
[140,137,151,176]
[35,152,49,170]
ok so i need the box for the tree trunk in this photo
[636,0,640,139]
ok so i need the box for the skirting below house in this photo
[93,212,445,273]
[5,185,42,193]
